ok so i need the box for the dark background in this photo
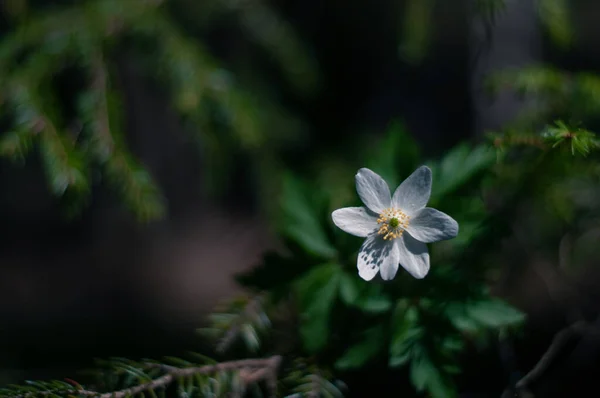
[1,0,599,396]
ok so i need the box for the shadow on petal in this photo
[358,234,395,281]
[396,233,430,279]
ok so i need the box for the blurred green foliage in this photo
[401,0,574,64]
[232,122,527,397]
[224,112,599,396]
[0,0,317,220]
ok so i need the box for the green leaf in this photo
[441,336,465,356]
[365,120,420,189]
[410,345,457,398]
[389,304,421,367]
[467,299,526,328]
[389,348,412,368]
[335,324,386,370]
[359,295,393,313]
[444,303,480,333]
[339,273,392,313]
[295,264,341,353]
[445,299,525,333]
[281,173,337,258]
[338,272,359,304]
[537,0,572,49]
[430,143,495,201]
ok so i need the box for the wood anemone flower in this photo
[332,166,458,280]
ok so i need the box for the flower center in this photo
[376,208,410,240]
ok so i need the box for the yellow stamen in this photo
[376,208,410,240]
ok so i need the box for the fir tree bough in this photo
[0,355,282,398]
[0,0,316,220]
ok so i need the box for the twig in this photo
[502,226,587,396]
[511,224,583,322]
[238,355,281,398]
[90,51,115,157]
[17,356,282,398]
[515,321,587,391]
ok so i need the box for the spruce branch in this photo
[542,121,600,156]
[7,80,90,200]
[89,51,115,160]
[0,0,304,215]
[282,359,346,398]
[217,296,266,353]
[489,132,547,151]
[200,295,271,354]
[6,356,282,398]
[85,50,165,221]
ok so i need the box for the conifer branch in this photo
[10,356,282,398]
[89,51,115,159]
[216,296,265,353]
[86,50,165,221]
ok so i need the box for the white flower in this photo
[331,166,458,281]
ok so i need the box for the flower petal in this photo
[357,234,397,281]
[331,207,379,238]
[391,166,432,215]
[395,233,430,279]
[355,168,391,214]
[407,207,459,243]
[380,241,400,281]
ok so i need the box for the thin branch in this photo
[502,226,588,397]
[515,321,587,391]
[238,355,281,398]
[90,50,115,156]
[18,356,282,398]
[511,224,583,322]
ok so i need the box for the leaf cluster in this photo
[236,122,526,397]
